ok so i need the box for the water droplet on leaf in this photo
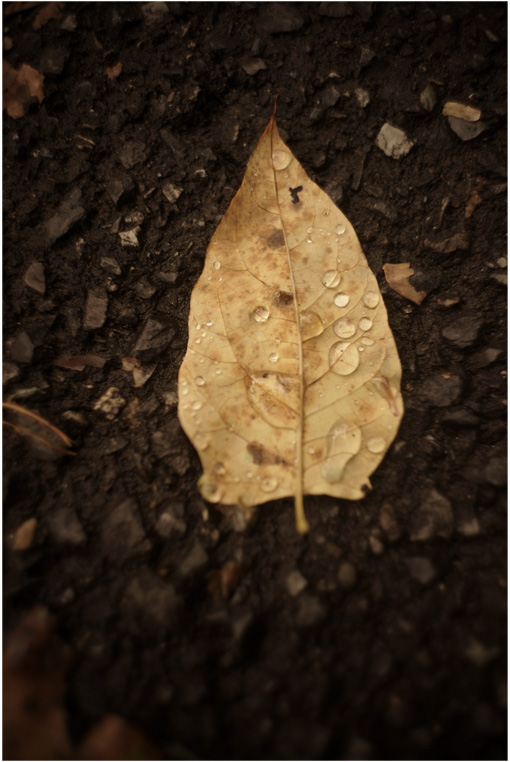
[213,261,221,270]
[363,291,379,308]
[359,317,373,331]
[253,306,270,322]
[335,223,346,235]
[333,317,356,338]
[334,292,350,307]
[329,341,360,375]
[269,352,279,362]
[367,436,386,453]
[321,270,341,289]
[272,149,291,170]
[261,477,278,492]
[195,376,205,386]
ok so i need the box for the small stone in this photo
[338,561,357,589]
[3,362,19,384]
[369,535,384,554]
[359,46,376,68]
[457,507,481,537]
[295,594,326,628]
[447,116,486,141]
[257,3,304,33]
[162,391,178,406]
[405,557,436,584]
[60,14,77,31]
[410,489,454,541]
[119,226,141,248]
[10,332,34,363]
[490,272,507,286]
[354,88,370,108]
[103,436,128,454]
[472,347,502,368]
[442,101,481,122]
[83,289,108,330]
[156,511,187,538]
[24,262,46,295]
[419,84,437,112]
[375,123,414,159]
[45,187,85,245]
[132,319,175,361]
[107,175,135,207]
[11,517,37,550]
[162,183,183,204]
[93,387,126,419]
[101,498,150,559]
[133,278,156,300]
[441,312,483,348]
[100,257,121,275]
[483,457,507,487]
[425,232,469,253]
[141,1,170,24]
[420,374,462,407]
[47,507,86,546]
[180,542,208,577]
[286,570,308,597]
[322,84,341,108]
[117,141,148,170]
[240,56,266,75]
[464,638,500,667]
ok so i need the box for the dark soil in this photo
[3,2,507,760]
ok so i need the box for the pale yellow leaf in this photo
[178,114,404,532]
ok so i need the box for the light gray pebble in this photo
[441,312,483,348]
[156,511,187,538]
[83,289,108,330]
[240,56,266,75]
[376,123,414,159]
[355,88,370,108]
[420,84,437,111]
[484,457,507,487]
[45,187,85,245]
[100,257,121,275]
[420,374,462,407]
[47,506,86,546]
[448,116,486,141]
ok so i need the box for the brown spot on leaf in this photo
[247,441,291,467]
[275,290,293,306]
[266,228,285,248]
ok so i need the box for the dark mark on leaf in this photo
[289,186,303,204]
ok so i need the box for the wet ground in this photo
[3,2,507,760]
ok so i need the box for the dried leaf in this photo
[54,354,106,371]
[383,262,427,305]
[178,114,403,532]
[3,60,44,119]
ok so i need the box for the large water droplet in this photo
[213,261,221,270]
[195,434,210,451]
[321,270,341,289]
[269,352,279,363]
[272,149,291,170]
[261,477,278,493]
[200,482,223,503]
[363,291,380,308]
[195,376,205,386]
[334,292,350,307]
[253,306,270,322]
[333,317,356,339]
[359,317,373,331]
[367,436,386,454]
[329,341,360,375]
[299,310,325,340]
[335,223,346,235]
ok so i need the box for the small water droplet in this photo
[215,368,222,375]
[195,338,201,344]
[306,226,313,234]
[283,171,289,179]
[335,223,346,235]
[308,446,316,455]
[358,346,364,352]
[272,149,291,170]
[181,387,189,396]
[214,462,226,476]
[261,477,278,493]
[201,332,206,338]
[333,317,356,339]
[252,169,259,177]
[359,317,373,331]
[329,341,360,376]
[253,306,270,322]
[361,337,375,346]
[321,270,341,289]
[195,324,201,330]
[218,277,223,282]
[195,434,210,451]
[206,321,213,327]
[334,292,350,307]
[192,400,202,410]
[269,352,279,362]
[306,236,313,244]
[322,209,330,216]
[299,310,324,340]
[200,483,223,503]
[213,261,221,270]
[363,291,380,308]
[200,356,205,362]
[246,471,254,479]
[367,436,386,454]
[195,376,205,386]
